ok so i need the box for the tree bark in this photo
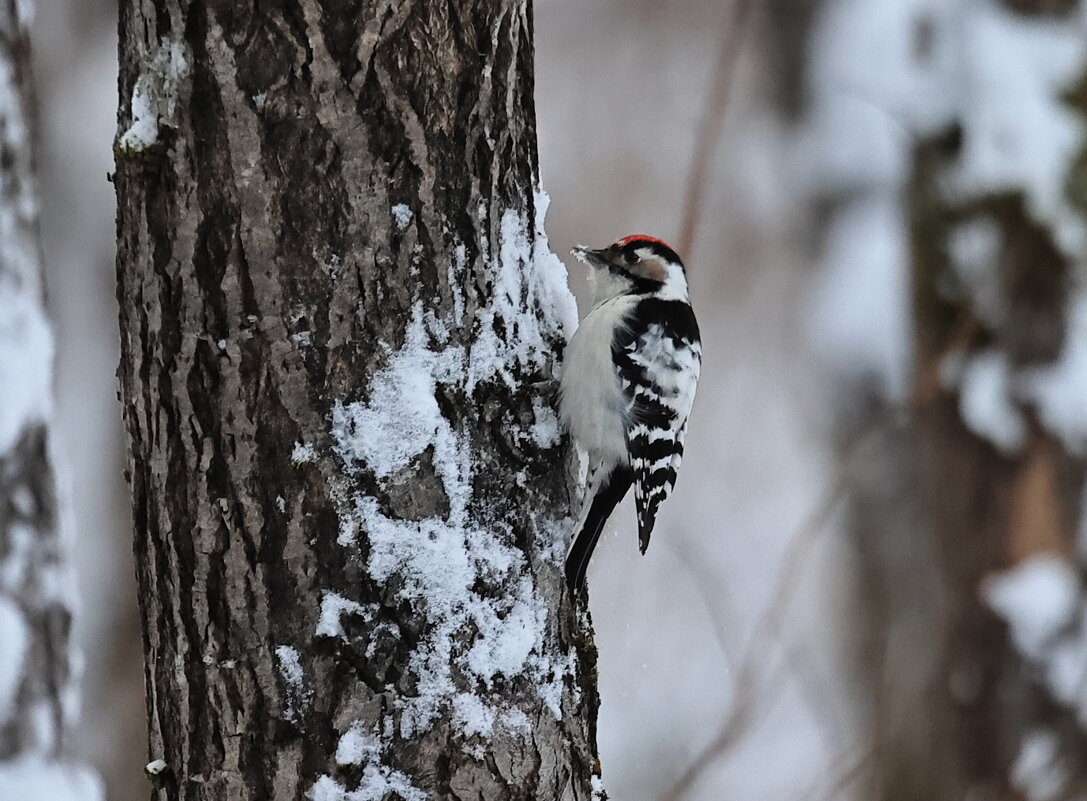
[114,1,601,799]
[0,4,102,799]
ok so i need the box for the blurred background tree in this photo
[0,4,102,799]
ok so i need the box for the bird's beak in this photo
[572,245,607,268]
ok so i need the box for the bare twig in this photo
[660,406,911,801]
[676,0,754,262]
[810,746,877,801]
[670,536,739,677]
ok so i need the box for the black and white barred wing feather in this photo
[615,298,701,552]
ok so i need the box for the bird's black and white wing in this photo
[613,297,701,552]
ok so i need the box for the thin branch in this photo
[810,746,877,801]
[660,405,912,801]
[669,535,739,677]
[675,0,754,262]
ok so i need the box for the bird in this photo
[559,234,701,595]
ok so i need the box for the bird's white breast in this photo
[560,294,639,466]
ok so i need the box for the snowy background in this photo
[26,1,1087,800]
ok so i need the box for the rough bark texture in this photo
[114,1,600,800]
[0,4,101,798]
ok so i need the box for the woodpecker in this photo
[560,234,701,595]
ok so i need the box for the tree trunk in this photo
[894,112,1087,801]
[0,5,102,799]
[114,1,601,799]
[796,2,1087,799]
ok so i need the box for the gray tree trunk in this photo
[114,1,602,799]
[0,4,101,799]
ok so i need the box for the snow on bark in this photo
[1024,289,1087,454]
[326,194,575,754]
[956,349,1026,454]
[0,5,101,800]
[467,192,579,392]
[985,555,1087,728]
[115,38,188,154]
[1012,729,1069,801]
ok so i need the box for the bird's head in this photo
[572,234,688,303]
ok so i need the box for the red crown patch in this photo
[617,234,674,250]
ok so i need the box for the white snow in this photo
[275,646,304,689]
[291,442,317,464]
[117,82,159,152]
[309,777,343,801]
[13,0,34,28]
[983,554,1087,726]
[335,723,381,766]
[332,303,465,481]
[117,39,189,153]
[1023,290,1087,454]
[464,577,545,682]
[448,244,467,324]
[591,774,606,801]
[947,217,1004,325]
[529,396,562,448]
[345,492,559,736]
[0,27,103,797]
[957,350,1025,454]
[316,722,426,799]
[314,592,369,639]
[391,204,413,230]
[983,554,1079,659]
[0,20,61,466]
[0,598,27,724]
[804,0,1087,405]
[947,5,1087,256]
[1012,729,1067,801]
[321,192,575,749]
[0,285,55,455]
[800,0,957,194]
[452,692,497,738]
[275,646,310,722]
[467,191,578,391]
[309,767,426,801]
[0,756,103,801]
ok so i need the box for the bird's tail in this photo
[565,464,633,595]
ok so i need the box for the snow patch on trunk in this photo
[117,39,189,153]
[309,191,575,784]
[1023,290,1087,454]
[468,191,578,391]
[984,554,1087,726]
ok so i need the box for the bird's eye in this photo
[624,250,638,265]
